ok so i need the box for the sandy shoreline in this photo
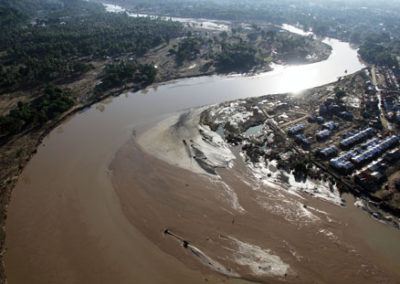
[137,108,237,175]
[109,110,400,283]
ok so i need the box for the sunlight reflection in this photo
[277,66,318,94]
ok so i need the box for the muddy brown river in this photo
[5,32,400,283]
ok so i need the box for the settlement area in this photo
[201,68,400,225]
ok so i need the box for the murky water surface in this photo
[6,21,399,283]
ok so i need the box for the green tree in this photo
[334,87,346,103]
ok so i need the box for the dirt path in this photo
[371,65,392,130]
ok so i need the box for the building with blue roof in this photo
[288,124,305,135]
[316,116,324,124]
[295,134,311,147]
[330,155,354,174]
[317,145,338,158]
[339,111,353,120]
[322,121,339,131]
[340,128,375,149]
[330,151,356,173]
[350,135,399,166]
[316,129,331,141]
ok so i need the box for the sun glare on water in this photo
[277,66,319,94]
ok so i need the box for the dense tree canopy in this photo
[169,37,203,65]
[359,42,399,67]
[0,1,183,90]
[215,42,259,72]
[97,60,157,92]
[0,84,75,136]
[0,0,185,138]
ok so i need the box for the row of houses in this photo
[340,128,375,149]
[359,137,380,150]
[330,134,399,175]
[354,148,400,191]
[317,145,338,158]
[351,135,399,166]
[383,67,400,90]
[330,152,355,174]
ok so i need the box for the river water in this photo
[104,3,230,31]
[5,19,400,283]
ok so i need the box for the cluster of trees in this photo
[0,0,121,16]
[273,34,312,63]
[0,1,183,91]
[97,60,157,92]
[212,29,318,72]
[334,87,346,103]
[169,37,202,65]
[215,42,259,73]
[0,84,75,136]
[231,26,315,63]
[0,0,64,14]
[0,58,94,89]
[359,42,399,67]
[0,7,27,27]
[4,13,182,58]
[293,159,308,179]
[347,32,398,67]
